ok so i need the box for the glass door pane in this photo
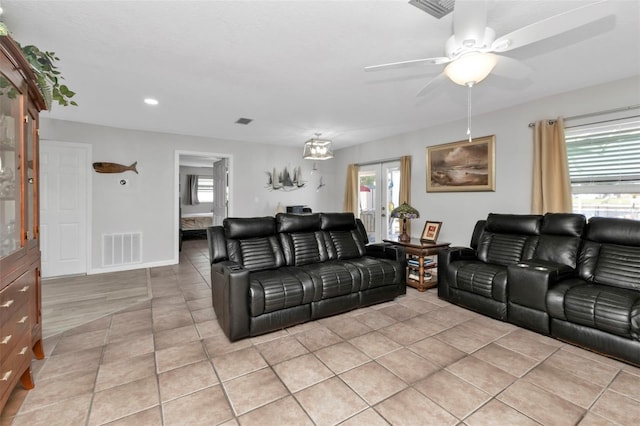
[358,161,400,242]
[0,75,22,257]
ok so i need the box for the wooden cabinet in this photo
[384,239,450,292]
[0,36,45,413]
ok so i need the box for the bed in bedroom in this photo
[179,212,213,250]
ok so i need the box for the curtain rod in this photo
[527,104,640,128]
[355,156,402,166]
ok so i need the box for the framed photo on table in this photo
[421,221,442,243]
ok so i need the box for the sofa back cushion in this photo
[477,214,542,266]
[534,213,586,268]
[276,213,328,266]
[579,217,640,291]
[320,213,366,260]
[224,217,284,271]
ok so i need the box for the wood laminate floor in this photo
[41,268,152,339]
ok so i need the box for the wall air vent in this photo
[235,117,253,125]
[103,232,142,267]
[409,0,455,19]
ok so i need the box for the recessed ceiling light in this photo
[144,98,159,106]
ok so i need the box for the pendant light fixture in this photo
[444,52,498,142]
[303,133,334,160]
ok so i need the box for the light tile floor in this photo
[2,239,640,425]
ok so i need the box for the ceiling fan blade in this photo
[416,72,447,97]
[454,0,488,47]
[491,0,612,53]
[492,56,532,79]
[364,56,450,72]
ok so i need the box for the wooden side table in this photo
[384,239,451,291]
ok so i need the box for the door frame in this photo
[40,140,92,277]
[174,150,233,259]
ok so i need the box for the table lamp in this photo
[390,202,420,242]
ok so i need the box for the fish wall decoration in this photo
[93,161,138,174]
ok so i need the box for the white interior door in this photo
[212,158,228,226]
[358,161,400,242]
[40,141,89,277]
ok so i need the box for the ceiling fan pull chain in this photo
[467,82,472,142]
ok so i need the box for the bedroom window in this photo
[566,117,640,219]
[197,176,214,203]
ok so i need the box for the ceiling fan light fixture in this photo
[303,134,334,160]
[444,52,498,86]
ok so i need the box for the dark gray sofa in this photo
[207,212,406,341]
[439,213,640,366]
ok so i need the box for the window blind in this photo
[566,118,640,185]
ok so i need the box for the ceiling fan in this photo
[365,0,612,97]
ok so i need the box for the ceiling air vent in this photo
[235,117,253,125]
[408,0,455,19]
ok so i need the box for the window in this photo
[196,176,213,203]
[566,117,640,219]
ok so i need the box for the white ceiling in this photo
[3,0,639,150]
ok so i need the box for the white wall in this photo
[329,76,640,246]
[39,75,639,272]
[39,119,331,273]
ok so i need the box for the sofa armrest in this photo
[437,246,478,300]
[210,260,251,341]
[508,260,575,312]
[439,246,477,265]
[365,242,406,262]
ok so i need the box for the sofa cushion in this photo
[317,212,366,260]
[225,217,285,271]
[320,212,357,231]
[485,213,541,235]
[325,230,366,260]
[249,269,314,316]
[225,216,275,239]
[475,214,541,266]
[276,213,321,233]
[455,262,508,302]
[587,216,640,246]
[534,213,585,268]
[280,231,327,266]
[478,233,536,266]
[593,244,640,292]
[226,236,284,271]
[296,262,360,299]
[343,257,404,290]
[562,283,640,339]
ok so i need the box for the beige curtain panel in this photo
[399,156,412,236]
[343,164,359,214]
[532,118,573,214]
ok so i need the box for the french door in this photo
[357,161,400,243]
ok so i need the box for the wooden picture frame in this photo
[426,135,496,192]
[421,221,442,243]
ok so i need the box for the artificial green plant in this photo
[0,21,77,109]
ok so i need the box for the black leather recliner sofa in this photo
[207,212,406,341]
[439,213,640,366]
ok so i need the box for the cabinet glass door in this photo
[26,110,38,246]
[0,75,22,258]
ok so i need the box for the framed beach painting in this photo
[426,135,496,192]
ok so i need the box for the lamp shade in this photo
[390,202,420,219]
[444,52,498,86]
[303,137,334,160]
